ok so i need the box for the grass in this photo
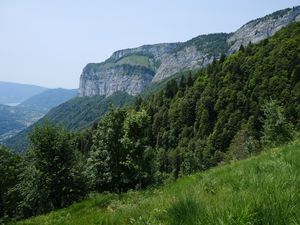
[116,55,153,68]
[13,138,300,225]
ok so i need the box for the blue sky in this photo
[0,0,299,88]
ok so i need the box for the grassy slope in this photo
[14,138,300,225]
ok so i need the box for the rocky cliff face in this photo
[79,6,300,97]
[79,64,155,96]
[228,6,300,53]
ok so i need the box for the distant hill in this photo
[0,104,43,141]
[0,81,47,105]
[0,88,78,143]
[4,91,134,153]
[20,88,78,113]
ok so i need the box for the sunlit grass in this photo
[14,139,300,225]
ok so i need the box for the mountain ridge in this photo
[79,6,300,97]
[0,81,47,105]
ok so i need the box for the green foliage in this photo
[0,145,20,220]
[122,110,154,189]
[174,33,230,57]
[5,91,134,153]
[225,123,260,161]
[12,138,300,225]
[16,121,87,217]
[85,108,127,192]
[4,21,300,224]
[261,100,294,147]
[85,109,154,192]
[138,22,300,176]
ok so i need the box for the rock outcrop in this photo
[79,64,155,96]
[227,6,300,53]
[79,6,300,97]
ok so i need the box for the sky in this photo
[0,1,299,89]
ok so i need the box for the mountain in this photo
[0,81,47,105]
[4,92,134,152]
[19,88,78,113]
[43,91,134,131]
[0,88,77,143]
[3,11,300,224]
[0,104,43,141]
[79,6,300,98]
[5,6,300,153]
[227,6,300,53]
[11,138,300,225]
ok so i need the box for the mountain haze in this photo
[0,88,78,143]
[20,88,78,113]
[0,81,47,105]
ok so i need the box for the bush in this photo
[261,100,294,147]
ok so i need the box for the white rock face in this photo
[152,45,214,82]
[79,65,154,96]
[228,6,300,53]
[79,6,300,97]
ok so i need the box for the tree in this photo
[85,108,127,192]
[261,100,294,147]
[18,121,85,216]
[0,146,20,219]
[122,110,154,189]
[165,79,178,98]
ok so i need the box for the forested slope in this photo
[13,137,300,225]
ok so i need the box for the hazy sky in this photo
[0,1,299,89]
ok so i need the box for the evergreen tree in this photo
[261,100,294,147]
[0,146,20,219]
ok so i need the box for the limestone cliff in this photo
[228,6,300,53]
[79,6,300,97]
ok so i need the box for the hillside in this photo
[43,91,134,131]
[2,15,300,225]
[0,104,43,141]
[0,89,77,143]
[19,88,78,113]
[13,137,300,225]
[0,82,47,106]
[79,6,300,98]
[4,91,134,153]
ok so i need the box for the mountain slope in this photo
[0,82,47,105]
[4,92,134,153]
[19,88,78,113]
[132,21,300,174]
[44,91,134,131]
[13,138,300,225]
[79,6,300,98]
[0,104,43,141]
[0,89,77,142]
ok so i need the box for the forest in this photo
[1,22,299,223]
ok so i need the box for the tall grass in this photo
[14,139,300,225]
